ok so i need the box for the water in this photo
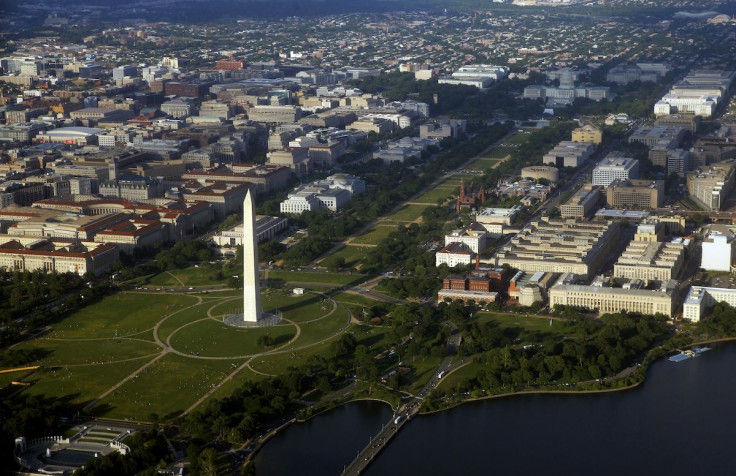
[257,345,736,475]
[252,400,392,475]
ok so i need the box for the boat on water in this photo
[668,347,711,362]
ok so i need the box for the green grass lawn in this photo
[330,291,383,308]
[291,308,349,347]
[22,359,153,408]
[146,266,227,287]
[204,367,266,402]
[473,312,573,343]
[384,204,429,222]
[413,186,456,204]
[353,326,392,352]
[267,270,369,287]
[155,301,213,343]
[504,133,530,145]
[97,354,243,420]
[11,338,161,367]
[404,356,443,393]
[483,147,513,159]
[47,293,198,340]
[437,361,481,391]
[351,226,397,245]
[319,245,369,269]
[249,338,336,375]
[5,285,368,422]
[168,319,297,358]
[465,158,502,171]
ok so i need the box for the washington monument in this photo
[243,189,262,323]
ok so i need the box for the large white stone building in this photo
[445,224,488,253]
[592,156,639,187]
[701,226,735,272]
[549,283,675,317]
[435,242,475,267]
[683,286,736,322]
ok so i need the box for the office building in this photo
[701,225,735,272]
[549,283,675,317]
[606,179,664,210]
[494,219,619,277]
[445,224,488,253]
[592,156,639,187]
[560,185,603,218]
[613,240,686,282]
[683,286,736,322]
[687,160,736,211]
[542,141,595,168]
[571,125,602,144]
[436,242,475,267]
[0,239,118,276]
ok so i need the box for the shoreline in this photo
[243,338,734,468]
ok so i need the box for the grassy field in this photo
[504,133,530,145]
[99,354,242,420]
[292,309,349,347]
[6,284,358,421]
[47,293,198,340]
[404,356,443,393]
[21,359,153,407]
[413,186,456,205]
[267,270,369,287]
[483,147,513,159]
[156,302,213,343]
[168,319,297,357]
[330,291,384,308]
[351,226,397,245]
[12,338,161,366]
[465,158,502,171]
[437,361,481,390]
[384,204,429,222]
[319,245,369,269]
[145,266,227,287]
[473,312,573,344]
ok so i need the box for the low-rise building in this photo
[0,239,118,276]
[419,120,467,140]
[212,215,288,247]
[571,125,602,144]
[520,166,559,183]
[701,225,735,272]
[592,156,639,187]
[445,224,488,253]
[475,205,523,235]
[687,160,736,211]
[542,141,595,168]
[605,179,664,210]
[613,240,686,283]
[683,286,736,322]
[436,242,475,267]
[494,219,619,277]
[560,185,603,218]
[93,218,166,254]
[549,283,675,317]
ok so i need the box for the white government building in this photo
[701,226,735,272]
[280,174,365,214]
[683,286,736,322]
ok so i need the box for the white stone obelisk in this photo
[243,189,262,322]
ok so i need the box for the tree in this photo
[198,448,218,476]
